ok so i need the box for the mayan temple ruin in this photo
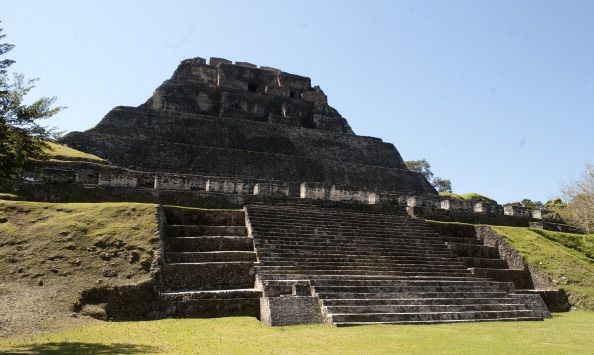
[17,57,567,326]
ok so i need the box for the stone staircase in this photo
[435,225,535,290]
[246,203,543,326]
[158,206,261,317]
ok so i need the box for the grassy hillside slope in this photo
[0,200,159,337]
[45,141,106,164]
[531,229,594,259]
[492,226,594,310]
[439,192,497,204]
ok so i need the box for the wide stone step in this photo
[254,220,432,231]
[255,244,452,254]
[247,212,414,225]
[259,255,462,263]
[160,262,254,290]
[250,222,438,235]
[322,297,520,306]
[166,225,247,237]
[257,269,472,278]
[448,243,499,258]
[253,232,445,241]
[460,257,508,269]
[257,260,466,268]
[167,236,253,252]
[253,229,439,238]
[255,265,467,273]
[247,206,407,219]
[310,279,513,288]
[158,289,261,318]
[256,274,484,282]
[164,206,245,226]
[328,310,540,324]
[332,317,542,326]
[323,303,529,314]
[256,246,454,255]
[160,288,262,301]
[253,238,449,248]
[255,229,439,238]
[313,284,513,294]
[166,251,257,263]
[471,268,533,289]
[317,291,511,300]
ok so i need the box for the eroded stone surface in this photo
[60,57,435,194]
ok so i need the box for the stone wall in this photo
[404,194,549,227]
[17,160,547,227]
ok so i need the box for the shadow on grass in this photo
[2,342,158,354]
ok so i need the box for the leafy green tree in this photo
[405,159,452,192]
[432,177,452,193]
[0,24,63,187]
[542,198,566,223]
[405,159,434,181]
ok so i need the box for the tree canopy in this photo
[405,159,452,192]
[0,23,62,187]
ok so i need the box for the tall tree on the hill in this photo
[0,23,63,187]
[405,159,452,192]
[562,164,594,234]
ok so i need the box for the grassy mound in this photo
[493,226,594,310]
[0,200,159,337]
[439,192,497,204]
[45,142,106,164]
[0,312,593,354]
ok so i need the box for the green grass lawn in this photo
[0,312,592,354]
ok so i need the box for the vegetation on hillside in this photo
[531,229,594,260]
[0,200,159,337]
[492,226,594,310]
[0,24,64,187]
[439,192,497,204]
[560,164,594,233]
[45,141,106,164]
[0,312,593,354]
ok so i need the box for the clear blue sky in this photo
[3,0,593,203]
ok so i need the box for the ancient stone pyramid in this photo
[61,57,435,195]
[44,57,552,326]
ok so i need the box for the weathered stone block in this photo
[253,182,290,197]
[98,172,138,188]
[300,182,328,200]
[260,296,323,326]
[504,205,531,218]
[209,57,231,66]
